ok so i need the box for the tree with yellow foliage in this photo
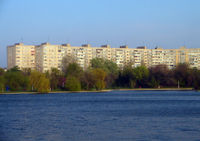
[92,68,106,90]
[30,71,50,93]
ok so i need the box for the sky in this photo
[0,0,200,68]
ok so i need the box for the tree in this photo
[148,76,159,88]
[0,68,5,76]
[30,71,40,91]
[8,66,20,72]
[115,64,135,88]
[190,68,200,90]
[91,58,118,74]
[65,76,81,91]
[123,65,135,88]
[173,63,190,87]
[58,76,66,89]
[91,58,105,70]
[50,68,61,90]
[30,71,50,93]
[0,76,5,92]
[149,64,175,87]
[133,65,149,81]
[92,68,106,90]
[61,55,76,74]
[4,68,30,91]
[37,75,50,93]
[0,68,5,92]
[104,60,119,88]
[81,70,95,90]
[90,58,119,88]
[22,68,31,76]
[64,62,83,78]
[133,65,149,88]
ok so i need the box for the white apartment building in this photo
[7,42,200,72]
[7,43,35,70]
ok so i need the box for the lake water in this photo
[0,90,200,141]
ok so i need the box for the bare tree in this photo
[61,55,76,73]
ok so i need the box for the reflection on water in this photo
[0,91,200,141]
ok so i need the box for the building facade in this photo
[7,43,35,70]
[7,42,200,72]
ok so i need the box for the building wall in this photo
[7,43,200,72]
[7,43,35,70]
[35,43,68,72]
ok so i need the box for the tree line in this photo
[0,57,200,93]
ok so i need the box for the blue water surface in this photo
[0,90,200,141]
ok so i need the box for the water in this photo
[0,91,200,141]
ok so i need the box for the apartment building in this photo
[7,42,200,72]
[7,43,35,70]
[35,42,68,72]
[150,47,177,69]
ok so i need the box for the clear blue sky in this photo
[0,0,200,68]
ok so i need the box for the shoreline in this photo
[0,88,194,95]
[116,88,193,91]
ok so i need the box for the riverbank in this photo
[0,89,112,95]
[0,88,194,95]
[116,88,193,91]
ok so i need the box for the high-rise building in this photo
[7,43,35,70]
[35,42,67,72]
[7,42,200,72]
